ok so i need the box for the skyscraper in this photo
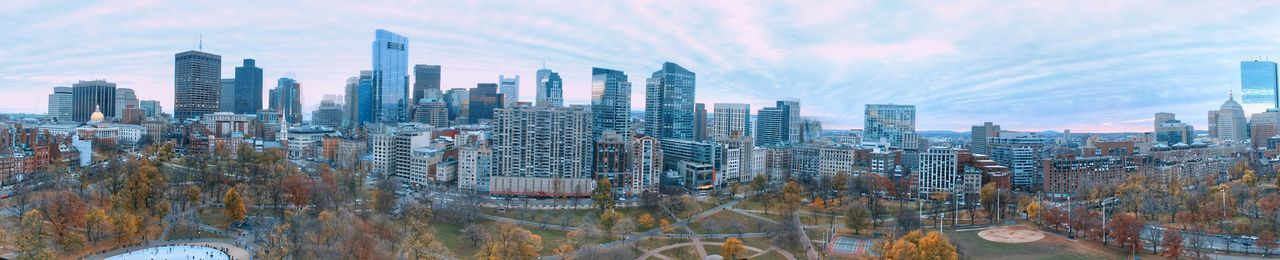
[694,103,707,142]
[140,100,161,117]
[592,67,631,139]
[413,65,442,104]
[778,100,802,144]
[1209,93,1248,143]
[989,131,1044,189]
[755,106,785,147]
[344,76,359,126]
[371,29,409,123]
[535,67,563,107]
[219,78,236,112]
[444,88,469,122]
[114,88,138,118]
[712,103,751,141]
[489,105,594,196]
[72,80,117,122]
[644,62,697,140]
[468,83,503,123]
[1153,113,1193,145]
[174,50,222,120]
[312,100,344,128]
[270,77,302,124]
[865,104,916,148]
[47,87,72,122]
[1241,60,1279,109]
[234,59,264,114]
[970,122,1001,155]
[499,75,520,108]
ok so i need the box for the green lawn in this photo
[431,220,484,258]
[946,229,1134,260]
[196,207,230,228]
[689,210,778,234]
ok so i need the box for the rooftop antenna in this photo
[199,33,203,51]
[542,61,546,69]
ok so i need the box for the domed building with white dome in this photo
[1208,93,1248,144]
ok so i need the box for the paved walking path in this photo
[635,240,788,260]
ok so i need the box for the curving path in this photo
[636,240,795,260]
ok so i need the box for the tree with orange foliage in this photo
[1260,231,1278,256]
[281,174,312,207]
[722,237,746,259]
[1160,228,1183,258]
[43,191,87,249]
[876,230,957,260]
[1108,213,1143,253]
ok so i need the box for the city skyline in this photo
[4,1,1280,131]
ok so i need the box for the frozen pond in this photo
[105,245,230,260]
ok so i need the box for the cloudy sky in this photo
[3,0,1279,132]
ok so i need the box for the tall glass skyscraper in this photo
[234,59,263,114]
[372,29,409,123]
[1241,60,1279,108]
[174,50,221,120]
[645,62,696,140]
[270,77,302,124]
[499,75,520,107]
[413,64,441,103]
[536,67,563,107]
[71,80,116,122]
[591,67,631,140]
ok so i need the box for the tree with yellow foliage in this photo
[637,213,656,231]
[224,187,246,228]
[660,219,672,234]
[1026,201,1041,224]
[475,223,543,260]
[876,230,957,260]
[722,237,746,259]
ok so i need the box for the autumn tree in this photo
[1025,201,1040,224]
[979,183,1002,222]
[782,181,804,213]
[592,177,615,211]
[660,219,673,234]
[1108,213,1143,252]
[400,209,452,259]
[1160,228,1183,258]
[475,222,543,260]
[17,209,53,260]
[112,211,141,244]
[224,187,247,227]
[184,186,202,211]
[1260,231,1277,256]
[43,191,87,249]
[599,210,624,236]
[637,213,656,231]
[113,160,169,217]
[876,230,957,260]
[722,237,746,259]
[750,174,768,197]
[281,174,312,208]
[259,223,294,260]
[846,205,871,235]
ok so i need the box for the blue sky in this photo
[2,0,1279,132]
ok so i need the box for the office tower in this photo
[1252,109,1280,149]
[489,105,593,196]
[413,101,449,127]
[592,67,631,139]
[234,59,264,114]
[47,87,72,121]
[644,62,697,140]
[778,100,802,143]
[344,77,359,125]
[630,134,662,193]
[1208,94,1248,143]
[694,103,707,142]
[312,100,344,128]
[536,67,563,107]
[220,79,236,112]
[970,122,1001,155]
[712,103,751,141]
[1241,60,1279,108]
[595,131,629,191]
[916,147,959,198]
[803,119,822,142]
[174,50,222,120]
[140,100,161,117]
[270,77,303,124]
[444,88,469,122]
[755,106,785,147]
[717,135,756,186]
[413,65,442,104]
[114,88,138,118]
[72,80,117,122]
[468,83,503,124]
[499,75,519,107]
[989,131,1044,190]
[864,104,916,148]
[371,29,409,123]
[1153,113,1193,145]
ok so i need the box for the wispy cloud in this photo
[2,0,1279,132]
